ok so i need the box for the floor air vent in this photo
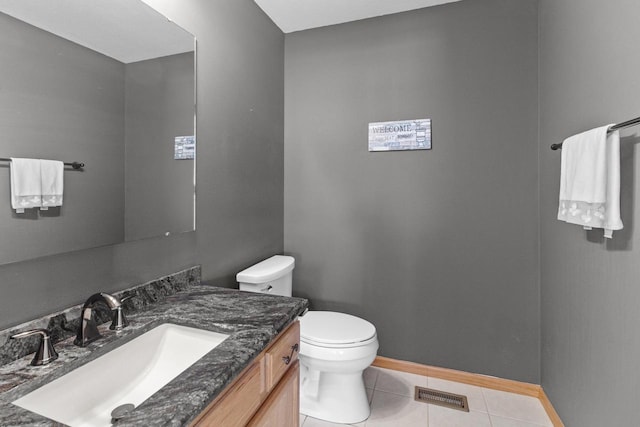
[414,386,469,412]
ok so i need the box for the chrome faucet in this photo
[74,293,130,347]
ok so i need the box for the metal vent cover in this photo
[414,386,469,412]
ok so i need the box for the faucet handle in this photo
[109,295,132,331]
[10,329,59,366]
[109,306,129,331]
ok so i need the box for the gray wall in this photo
[0,0,284,329]
[284,0,540,383]
[0,12,125,264]
[124,52,195,241]
[539,0,640,425]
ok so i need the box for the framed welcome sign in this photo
[368,119,431,152]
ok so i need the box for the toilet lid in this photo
[300,311,376,345]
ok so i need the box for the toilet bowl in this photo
[298,311,378,423]
[237,255,379,424]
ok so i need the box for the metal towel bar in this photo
[550,116,640,150]
[0,157,84,169]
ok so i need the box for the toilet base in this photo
[300,367,371,424]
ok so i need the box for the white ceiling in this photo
[0,0,194,63]
[254,0,464,33]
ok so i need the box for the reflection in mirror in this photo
[0,0,196,265]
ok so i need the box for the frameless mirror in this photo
[0,0,196,265]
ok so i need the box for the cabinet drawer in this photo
[265,321,300,391]
[193,359,265,427]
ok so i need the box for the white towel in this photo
[10,158,42,213]
[557,124,623,238]
[40,159,64,210]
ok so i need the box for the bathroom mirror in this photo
[0,0,196,265]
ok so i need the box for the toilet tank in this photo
[236,255,295,297]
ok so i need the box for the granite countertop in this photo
[0,283,308,426]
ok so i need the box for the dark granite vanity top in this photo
[0,268,308,426]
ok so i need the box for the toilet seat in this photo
[301,334,378,349]
[300,311,376,348]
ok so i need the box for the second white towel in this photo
[40,160,64,210]
[557,124,623,238]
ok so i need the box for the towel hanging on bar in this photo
[557,125,623,238]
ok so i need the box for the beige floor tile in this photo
[482,389,552,427]
[374,367,428,398]
[365,390,428,426]
[300,413,307,426]
[428,405,491,427]
[427,377,488,413]
[490,414,552,427]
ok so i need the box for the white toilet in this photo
[237,255,379,424]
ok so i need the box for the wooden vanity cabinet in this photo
[191,321,300,427]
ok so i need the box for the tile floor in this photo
[299,367,553,427]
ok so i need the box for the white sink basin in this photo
[13,323,229,427]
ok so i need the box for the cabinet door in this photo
[248,360,299,427]
[192,360,265,427]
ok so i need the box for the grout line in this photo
[371,367,380,390]
[482,387,554,427]
[489,413,550,427]
[369,387,414,399]
[482,388,495,427]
